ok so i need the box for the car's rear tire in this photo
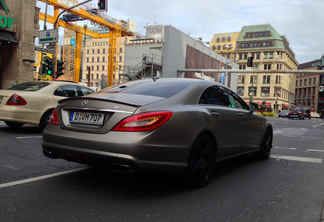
[4,121,24,129]
[39,109,54,131]
[255,129,272,160]
[186,134,215,188]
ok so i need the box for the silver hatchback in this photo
[42,78,273,187]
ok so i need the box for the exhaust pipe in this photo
[109,163,133,173]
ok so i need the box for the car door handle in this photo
[238,112,244,117]
[211,111,220,117]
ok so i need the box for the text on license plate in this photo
[69,112,104,125]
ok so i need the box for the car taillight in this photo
[50,109,59,125]
[6,94,27,106]
[112,111,173,132]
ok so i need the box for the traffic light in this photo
[56,60,64,77]
[44,57,53,76]
[247,56,254,67]
[98,0,107,12]
[320,85,324,92]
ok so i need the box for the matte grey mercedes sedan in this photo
[42,78,273,188]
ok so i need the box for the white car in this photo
[0,81,94,130]
[310,112,320,118]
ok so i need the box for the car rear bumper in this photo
[42,125,191,174]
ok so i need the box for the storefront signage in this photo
[0,0,15,29]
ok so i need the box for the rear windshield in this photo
[98,80,193,98]
[7,82,50,91]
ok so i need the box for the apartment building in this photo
[211,24,299,111]
[296,54,324,112]
[81,27,142,88]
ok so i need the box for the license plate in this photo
[69,112,104,125]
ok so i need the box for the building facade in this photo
[211,24,298,110]
[296,54,324,112]
[81,29,143,89]
[0,0,39,89]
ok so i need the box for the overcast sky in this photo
[38,0,324,64]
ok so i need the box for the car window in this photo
[99,81,193,98]
[54,85,80,97]
[225,88,250,110]
[199,86,230,106]
[79,86,94,96]
[7,82,50,91]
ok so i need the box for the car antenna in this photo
[152,76,159,82]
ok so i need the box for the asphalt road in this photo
[0,118,324,222]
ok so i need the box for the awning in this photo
[0,30,19,44]
[265,103,271,106]
[282,104,289,107]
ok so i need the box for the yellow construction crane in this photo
[38,0,134,86]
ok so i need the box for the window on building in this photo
[103,49,106,54]
[217,45,221,50]
[309,78,312,85]
[260,33,263,37]
[119,56,123,62]
[92,57,94,62]
[314,77,316,85]
[120,48,123,53]
[102,57,105,62]
[264,52,268,59]
[265,32,269,37]
[97,57,100,62]
[227,36,231,41]
[222,37,225,42]
[296,80,298,87]
[254,76,257,83]
[263,75,270,84]
[239,65,246,70]
[244,53,248,59]
[247,33,251,38]
[87,49,89,54]
[267,42,270,46]
[238,75,245,84]
[300,79,302,86]
[91,74,94,79]
[239,54,243,60]
[261,87,270,97]
[86,57,89,63]
[253,64,259,70]
[92,49,95,54]
[304,79,307,86]
[97,66,99,71]
[91,66,94,71]
[249,87,257,96]
[256,53,260,59]
[276,75,281,84]
[269,52,273,59]
[102,65,105,71]
[237,87,244,96]
[274,88,281,97]
[264,64,271,70]
[216,37,220,42]
[97,74,99,79]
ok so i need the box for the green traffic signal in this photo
[44,57,53,76]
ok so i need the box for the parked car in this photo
[288,108,305,120]
[42,78,273,188]
[278,110,289,118]
[311,112,320,118]
[0,81,94,130]
[302,108,311,119]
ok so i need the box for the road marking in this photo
[307,149,324,153]
[271,155,322,163]
[274,130,282,134]
[275,147,297,150]
[0,167,89,189]
[16,136,43,139]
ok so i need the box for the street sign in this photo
[34,46,54,54]
[39,29,58,44]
